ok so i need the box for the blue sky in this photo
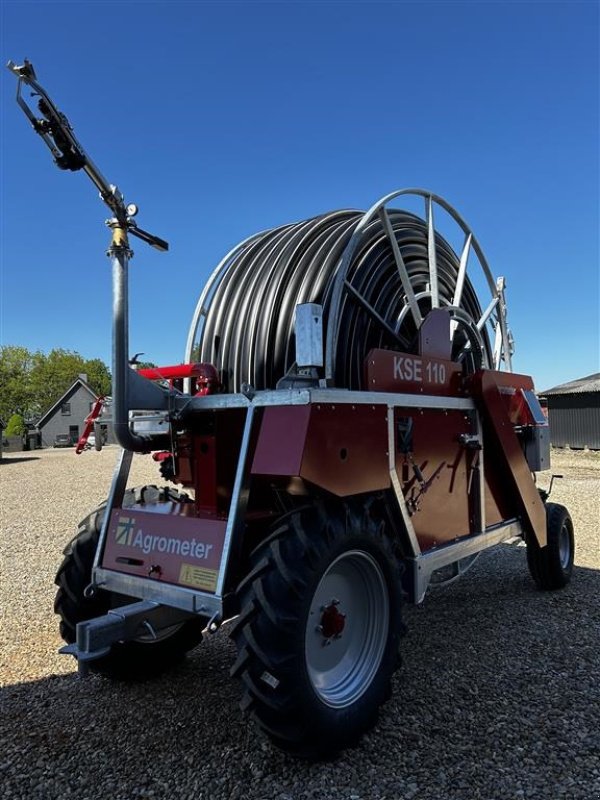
[1,0,598,392]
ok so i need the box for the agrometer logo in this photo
[113,514,215,560]
[115,516,135,546]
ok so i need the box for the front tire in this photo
[230,498,404,759]
[526,502,574,590]
[54,485,205,680]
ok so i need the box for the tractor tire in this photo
[54,485,205,680]
[526,502,574,590]
[230,498,404,759]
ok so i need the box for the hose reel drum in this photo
[186,189,513,392]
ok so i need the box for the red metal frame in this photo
[103,309,548,595]
[470,370,547,547]
[75,396,105,454]
[138,362,220,396]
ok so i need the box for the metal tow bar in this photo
[59,600,194,677]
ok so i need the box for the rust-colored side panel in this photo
[194,435,218,515]
[396,409,475,550]
[301,404,389,496]
[471,370,547,547]
[251,403,390,497]
[185,409,247,516]
[251,405,311,477]
[484,471,507,528]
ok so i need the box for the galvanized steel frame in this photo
[173,387,477,414]
[409,520,523,603]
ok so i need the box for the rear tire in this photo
[526,502,574,590]
[54,485,205,680]
[230,497,404,759]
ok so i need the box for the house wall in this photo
[3,435,24,453]
[39,386,97,447]
[547,392,600,450]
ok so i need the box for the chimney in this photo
[79,373,88,384]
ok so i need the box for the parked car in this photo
[54,434,72,448]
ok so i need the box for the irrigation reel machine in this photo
[8,59,574,758]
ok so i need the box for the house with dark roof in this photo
[36,375,113,448]
[541,373,600,450]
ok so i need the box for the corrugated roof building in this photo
[541,373,600,450]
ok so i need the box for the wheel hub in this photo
[319,601,346,641]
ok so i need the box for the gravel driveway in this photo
[1,447,599,800]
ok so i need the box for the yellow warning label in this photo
[179,563,218,593]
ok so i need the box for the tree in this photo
[0,346,35,421]
[30,349,87,415]
[30,349,112,413]
[82,358,111,397]
[5,413,25,436]
[0,345,112,422]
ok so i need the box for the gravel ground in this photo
[1,446,599,800]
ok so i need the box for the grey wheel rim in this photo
[305,550,389,708]
[558,523,571,569]
[133,622,185,644]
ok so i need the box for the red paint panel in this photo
[174,435,194,486]
[366,349,463,396]
[300,405,389,496]
[102,509,226,593]
[395,409,474,550]
[470,370,547,547]
[194,435,218,514]
[252,404,390,496]
[484,468,511,527]
[251,405,311,476]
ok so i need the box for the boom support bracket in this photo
[471,370,547,547]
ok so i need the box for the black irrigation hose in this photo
[191,208,488,392]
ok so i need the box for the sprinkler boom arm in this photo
[6,58,168,252]
[7,58,172,454]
